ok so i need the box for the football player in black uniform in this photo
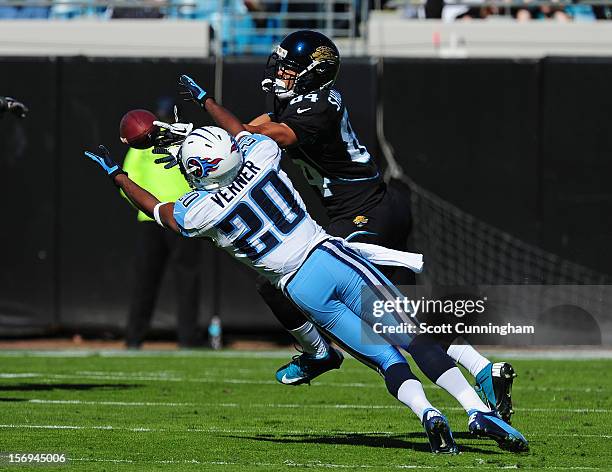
[244,31,515,423]
[174,31,516,424]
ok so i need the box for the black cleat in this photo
[422,409,459,454]
[275,347,344,385]
[475,362,516,424]
[468,410,529,453]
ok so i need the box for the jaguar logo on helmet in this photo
[187,157,223,178]
[310,46,337,63]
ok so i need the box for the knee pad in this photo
[384,362,417,398]
[408,335,456,383]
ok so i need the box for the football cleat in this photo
[421,408,459,454]
[475,362,516,423]
[275,347,344,386]
[468,410,529,453]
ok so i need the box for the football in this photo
[119,109,158,149]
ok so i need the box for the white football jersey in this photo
[173,133,328,288]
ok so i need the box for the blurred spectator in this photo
[423,0,605,21]
[593,3,612,19]
[441,0,484,21]
[49,0,86,19]
[565,1,596,21]
[0,0,48,18]
[515,1,570,21]
[121,98,203,349]
[425,0,443,18]
[111,0,164,19]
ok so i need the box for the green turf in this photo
[0,351,610,471]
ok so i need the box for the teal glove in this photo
[84,145,126,179]
[179,74,208,107]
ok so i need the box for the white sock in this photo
[397,379,436,422]
[447,344,491,377]
[436,367,490,413]
[289,322,329,358]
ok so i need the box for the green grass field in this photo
[0,350,610,471]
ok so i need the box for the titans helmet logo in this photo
[187,157,223,178]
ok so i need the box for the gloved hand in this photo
[0,96,28,118]
[178,75,208,108]
[152,144,180,169]
[84,145,126,179]
[153,119,193,147]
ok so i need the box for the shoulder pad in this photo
[174,190,207,236]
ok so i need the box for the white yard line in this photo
[0,371,607,393]
[0,349,611,360]
[67,457,605,469]
[0,350,295,359]
[20,398,612,414]
[28,399,194,407]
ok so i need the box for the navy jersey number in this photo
[251,172,306,234]
[215,203,280,260]
[215,171,306,260]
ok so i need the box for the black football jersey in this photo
[270,89,386,220]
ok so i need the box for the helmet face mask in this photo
[178,126,243,191]
[262,31,340,101]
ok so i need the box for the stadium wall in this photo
[1,56,611,341]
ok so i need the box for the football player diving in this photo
[169,30,517,425]
[0,96,28,118]
[84,81,528,453]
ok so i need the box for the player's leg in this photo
[285,251,458,453]
[256,276,330,357]
[447,343,516,423]
[362,183,517,422]
[322,239,528,452]
[171,233,203,348]
[125,222,169,349]
[256,276,341,385]
[266,183,410,382]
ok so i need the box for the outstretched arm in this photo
[84,145,179,233]
[203,97,246,138]
[178,74,297,146]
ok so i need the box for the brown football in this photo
[119,109,158,149]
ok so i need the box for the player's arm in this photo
[243,121,297,147]
[247,113,272,126]
[179,74,297,146]
[244,104,299,146]
[84,145,179,233]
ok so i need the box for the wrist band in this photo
[153,202,165,227]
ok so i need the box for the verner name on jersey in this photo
[209,160,262,209]
[173,133,328,289]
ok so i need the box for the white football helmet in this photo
[179,126,243,191]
